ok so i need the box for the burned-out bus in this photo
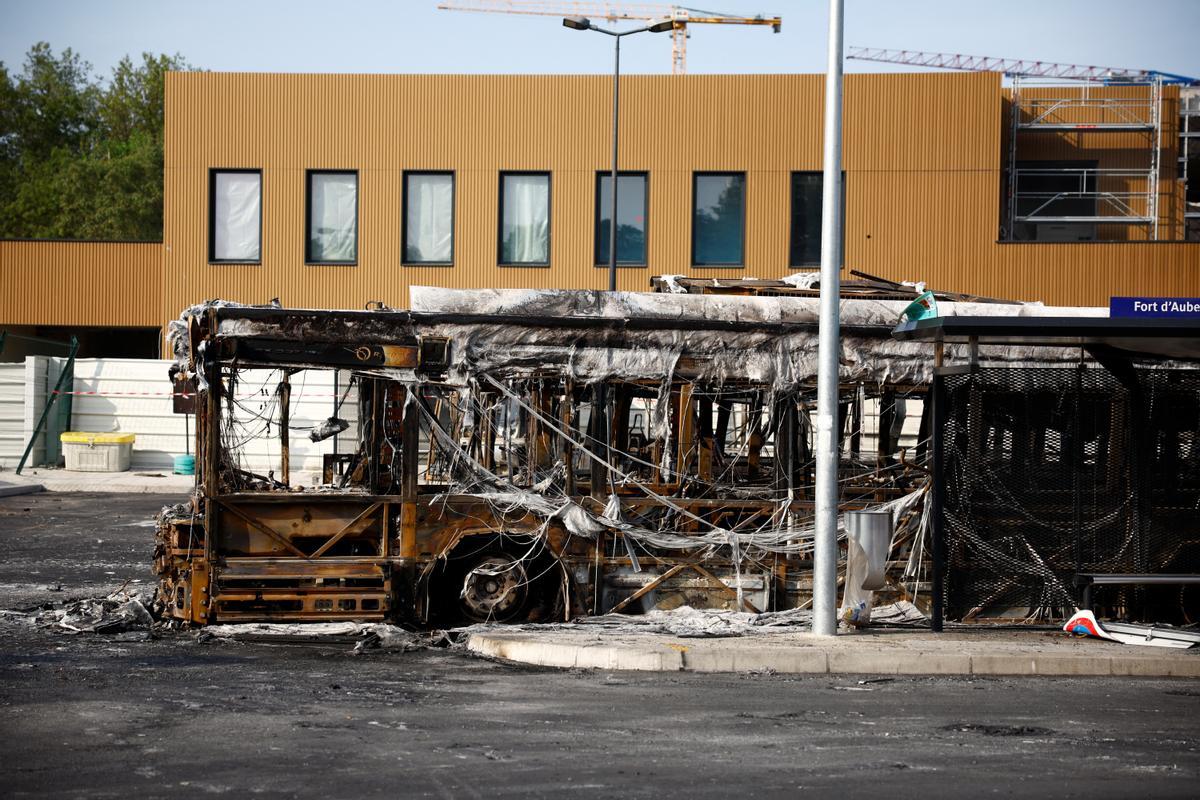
[155,286,1062,626]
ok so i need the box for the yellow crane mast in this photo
[436,2,781,74]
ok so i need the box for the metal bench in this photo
[1073,573,1200,611]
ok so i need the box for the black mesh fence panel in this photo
[941,366,1200,624]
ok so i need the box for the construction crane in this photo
[437,2,781,74]
[845,47,1198,85]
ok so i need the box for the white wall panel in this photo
[67,359,357,475]
[0,363,24,467]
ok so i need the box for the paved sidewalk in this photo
[0,468,194,494]
[467,626,1200,678]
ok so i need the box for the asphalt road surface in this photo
[2,492,1199,798]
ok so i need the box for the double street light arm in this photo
[563,16,673,36]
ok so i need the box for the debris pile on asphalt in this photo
[197,622,425,652]
[575,606,788,637]
[1,585,154,634]
[2,589,434,652]
[3,584,930,644]
[457,600,928,638]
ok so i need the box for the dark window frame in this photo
[593,170,650,268]
[207,168,263,265]
[1011,159,1099,243]
[497,171,552,268]
[788,170,847,268]
[691,171,747,268]
[402,170,456,267]
[305,169,360,266]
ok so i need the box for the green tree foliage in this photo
[0,44,192,240]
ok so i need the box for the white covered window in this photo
[404,172,454,264]
[499,172,550,265]
[307,171,358,263]
[209,170,261,262]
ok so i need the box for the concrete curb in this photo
[0,472,194,494]
[0,482,44,498]
[22,481,190,494]
[467,632,1200,678]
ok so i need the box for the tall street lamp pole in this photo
[812,0,845,637]
[564,16,673,292]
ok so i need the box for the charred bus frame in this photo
[155,291,1008,626]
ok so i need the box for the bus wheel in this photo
[458,554,528,623]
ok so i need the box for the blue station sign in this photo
[1110,297,1200,318]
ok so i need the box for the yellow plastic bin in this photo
[60,432,136,472]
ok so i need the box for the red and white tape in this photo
[49,389,340,398]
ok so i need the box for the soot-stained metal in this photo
[153,283,1096,625]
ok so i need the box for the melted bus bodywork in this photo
[154,288,1073,625]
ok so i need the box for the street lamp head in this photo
[562,16,591,31]
[647,19,674,33]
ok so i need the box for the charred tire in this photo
[429,537,560,625]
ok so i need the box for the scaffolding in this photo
[1005,75,1164,241]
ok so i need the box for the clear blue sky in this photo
[1,0,1198,80]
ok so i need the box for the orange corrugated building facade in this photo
[2,70,1197,356]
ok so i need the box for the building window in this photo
[499,172,550,265]
[1188,149,1200,241]
[692,172,745,267]
[403,172,454,264]
[789,172,845,266]
[1011,160,1098,242]
[595,172,648,266]
[209,169,261,263]
[306,170,358,264]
